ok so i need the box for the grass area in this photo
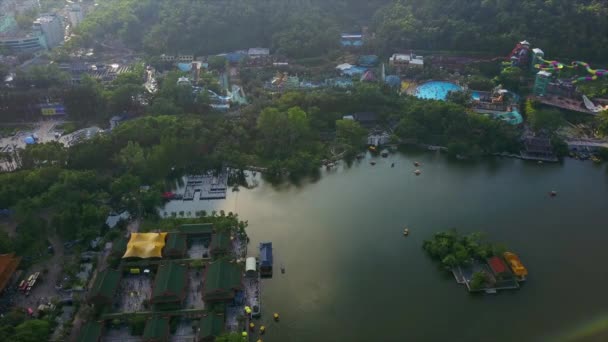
[0,125,34,138]
[55,122,79,134]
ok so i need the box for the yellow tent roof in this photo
[122,233,167,259]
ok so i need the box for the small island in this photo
[423,230,528,294]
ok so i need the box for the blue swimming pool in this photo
[415,81,462,100]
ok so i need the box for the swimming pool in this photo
[415,81,462,100]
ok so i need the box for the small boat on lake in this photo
[370,161,376,166]
[414,169,421,175]
[549,190,557,197]
[403,227,409,236]
[281,265,285,274]
[414,161,420,167]
[381,150,389,157]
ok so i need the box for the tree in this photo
[336,119,366,152]
[64,76,106,120]
[528,108,565,133]
[446,90,472,106]
[207,56,227,71]
[598,110,608,137]
[13,319,50,342]
[495,67,522,91]
[469,271,487,290]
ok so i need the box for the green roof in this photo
[210,232,230,255]
[165,233,187,255]
[143,316,170,342]
[178,223,213,235]
[203,260,242,302]
[88,269,121,304]
[152,262,187,303]
[78,321,103,342]
[198,314,224,341]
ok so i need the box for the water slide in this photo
[571,61,608,83]
[582,95,606,113]
[534,57,565,72]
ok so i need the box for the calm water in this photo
[165,151,608,342]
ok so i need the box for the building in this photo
[88,268,121,307]
[151,262,188,310]
[533,71,552,96]
[198,313,225,341]
[340,33,363,47]
[247,47,270,58]
[159,55,194,63]
[358,55,378,67]
[389,52,424,69]
[164,233,187,258]
[0,253,21,294]
[503,252,528,279]
[77,321,104,342]
[259,242,273,277]
[245,257,257,278]
[68,4,84,28]
[351,112,378,128]
[178,223,213,237]
[202,260,242,303]
[177,76,191,86]
[142,316,171,342]
[521,136,558,162]
[368,132,391,146]
[0,35,42,53]
[487,256,510,276]
[33,13,64,49]
[209,231,231,258]
[122,233,168,259]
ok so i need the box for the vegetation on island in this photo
[422,230,505,270]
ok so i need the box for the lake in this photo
[163,150,608,342]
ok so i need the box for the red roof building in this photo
[487,256,508,275]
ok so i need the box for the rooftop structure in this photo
[487,256,509,275]
[0,253,21,294]
[105,211,130,229]
[259,242,273,277]
[122,233,168,259]
[198,313,225,341]
[245,257,256,278]
[178,223,213,236]
[521,136,558,162]
[358,55,378,67]
[164,233,187,258]
[33,13,64,49]
[142,316,171,342]
[77,321,103,342]
[389,52,424,69]
[68,4,84,28]
[0,35,42,53]
[340,33,363,47]
[209,231,231,257]
[88,268,121,307]
[503,252,528,278]
[247,47,270,58]
[202,260,242,303]
[151,262,188,308]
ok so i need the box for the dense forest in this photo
[68,0,608,61]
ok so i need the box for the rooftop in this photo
[123,233,167,259]
[77,321,103,342]
[178,224,213,235]
[142,316,170,342]
[198,313,225,341]
[487,256,508,275]
[210,232,231,255]
[151,262,188,303]
[203,260,242,302]
[89,268,121,303]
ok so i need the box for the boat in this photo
[370,161,376,166]
[356,154,364,159]
[259,242,273,277]
[281,265,285,274]
[368,145,377,152]
[414,169,421,175]
[381,150,389,158]
[503,252,528,281]
[403,228,409,236]
[391,163,395,168]
[591,155,601,163]
[549,190,557,197]
[414,161,420,167]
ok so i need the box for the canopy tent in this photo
[122,233,167,259]
[24,136,35,144]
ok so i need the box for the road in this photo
[14,234,64,311]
